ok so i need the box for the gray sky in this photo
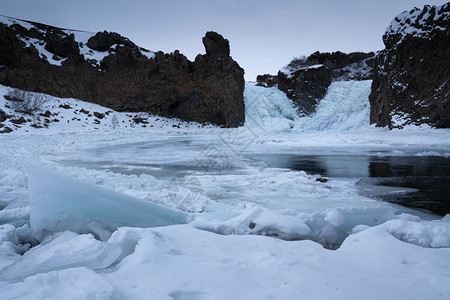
[1,0,446,80]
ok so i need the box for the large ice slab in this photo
[28,168,189,240]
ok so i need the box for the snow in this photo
[3,224,447,299]
[21,38,67,66]
[1,81,450,298]
[0,15,35,30]
[385,3,450,45]
[280,63,325,78]
[0,16,156,68]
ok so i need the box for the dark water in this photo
[250,154,450,216]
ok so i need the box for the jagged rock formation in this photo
[256,51,374,115]
[369,4,450,128]
[285,51,375,82]
[255,74,278,88]
[278,65,331,116]
[0,17,245,127]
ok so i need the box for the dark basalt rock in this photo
[285,51,375,82]
[0,109,7,122]
[256,51,374,115]
[299,51,374,71]
[87,31,136,52]
[369,4,450,128]
[202,31,230,58]
[0,17,245,127]
[278,65,331,116]
[44,32,79,58]
[256,74,278,88]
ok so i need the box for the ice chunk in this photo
[0,231,121,281]
[193,204,397,248]
[384,219,450,248]
[0,267,115,299]
[28,168,189,241]
[324,210,344,227]
[0,207,30,227]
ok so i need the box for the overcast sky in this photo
[1,0,446,80]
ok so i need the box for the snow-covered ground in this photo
[0,82,449,299]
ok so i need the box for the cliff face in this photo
[369,4,450,128]
[0,17,245,127]
[257,51,374,116]
[277,65,331,116]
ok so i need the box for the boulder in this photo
[369,4,450,128]
[87,31,136,52]
[44,32,79,58]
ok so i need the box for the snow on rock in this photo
[0,84,208,134]
[280,63,325,78]
[0,231,121,281]
[384,4,450,47]
[370,3,450,128]
[29,167,190,241]
[0,15,155,68]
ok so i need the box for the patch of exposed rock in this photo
[256,51,374,115]
[286,51,374,82]
[0,17,244,127]
[255,74,278,88]
[369,4,450,128]
[278,65,331,116]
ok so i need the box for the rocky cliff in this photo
[257,51,374,116]
[369,4,450,128]
[277,64,331,116]
[0,17,245,127]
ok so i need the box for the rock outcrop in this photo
[256,51,374,115]
[255,74,278,88]
[369,4,450,128]
[0,17,245,127]
[277,65,331,116]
